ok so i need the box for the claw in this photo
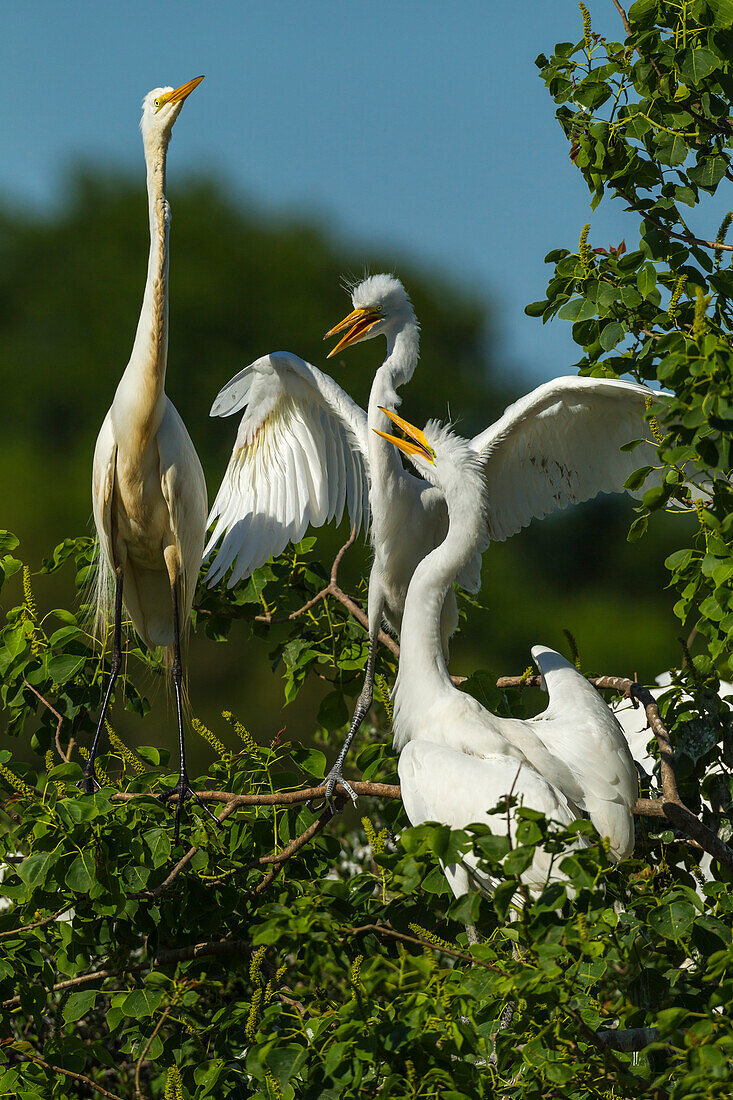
[79,769,101,796]
[158,778,223,843]
[322,766,358,814]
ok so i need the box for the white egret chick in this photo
[90,77,215,842]
[207,274,667,810]
[376,408,638,894]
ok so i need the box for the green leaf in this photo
[599,321,625,350]
[680,47,720,87]
[63,990,98,1023]
[46,653,85,684]
[18,850,56,890]
[66,849,96,892]
[557,298,597,322]
[0,531,20,554]
[648,900,696,940]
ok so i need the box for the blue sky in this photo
[3,1,639,383]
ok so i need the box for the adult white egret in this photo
[206,274,664,808]
[377,408,639,882]
[89,77,215,842]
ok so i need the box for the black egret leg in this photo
[83,566,124,795]
[158,577,220,843]
[322,633,377,813]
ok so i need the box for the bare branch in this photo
[0,905,70,942]
[23,680,71,763]
[111,781,401,809]
[134,998,177,1100]
[8,1048,126,1100]
[346,923,509,975]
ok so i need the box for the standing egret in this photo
[206,274,668,808]
[89,77,214,842]
[376,408,639,874]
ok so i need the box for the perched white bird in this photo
[206,274,665,807]
[377,408,638,901]
[90,77,213,841]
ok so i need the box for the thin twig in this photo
[618,190,733,252]
[8,1048,126,1100]
[0,905,70,942]
[346,923,508,975]
[133,999,177,1099]
[23,680,70,763]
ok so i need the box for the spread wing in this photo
[205,351,370,587]
[469,377,660,542]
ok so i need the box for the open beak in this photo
[324,307,382,359]
[372,407,435,463]
[156,75,205,112]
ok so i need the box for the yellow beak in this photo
[372,407,435,463]
[156,75,205,112]
[324,307,382,358]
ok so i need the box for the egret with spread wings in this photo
[378,410,638,906]
[91,77,216,842]
[206,274,662,807]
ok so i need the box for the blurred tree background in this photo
[0,168,693,762]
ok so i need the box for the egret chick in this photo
[376,408,638,897]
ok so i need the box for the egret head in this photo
[374,407,487,512]
[140,76,204,143]
[325,274,417,358]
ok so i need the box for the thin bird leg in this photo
[321,633,377,813]
[83,566,124,795]
[158,577,221,843]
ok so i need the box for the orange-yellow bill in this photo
[324,307,381,358]
[372,406,435,463]
[157,75,205,112]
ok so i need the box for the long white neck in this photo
[113,131,171,433]
[367,320,421,505]
[393,475,482,731]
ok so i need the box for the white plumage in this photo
[382,414,638,901]
[206,274,666,804]
[89,78,213,841]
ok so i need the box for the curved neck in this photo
[115,132,171,427]
[367,320,421,502]
[394,490,479,721]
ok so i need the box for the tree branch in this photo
[0,905,71,942]
[8,1048,126,1100]
[23,680,72,763]
[618,190,733,252]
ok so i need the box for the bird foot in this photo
[158,777,223,843]
[311,766,358,815]
[79,768,101,796]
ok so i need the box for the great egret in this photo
[206,274,664,808]
[378,408,639,884]
[89,77,214,842]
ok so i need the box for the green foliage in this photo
[4,3,733,1096]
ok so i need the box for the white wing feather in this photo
[469,377,659,542]
[205,352,370,587]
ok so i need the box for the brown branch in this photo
[9,1048,126,1100]
[609,0,632,37]
[0,905,70,942]
[206,804,335,887]
[111,781,401,808]
[497,672,733,868]
[618,190,733,252]
[346,923,509,975]
[609,0,663,80]
[128,799,241,900]
[134,999,177,1100]
[23,680,71,763]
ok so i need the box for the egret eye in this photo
[154,99,161,109]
